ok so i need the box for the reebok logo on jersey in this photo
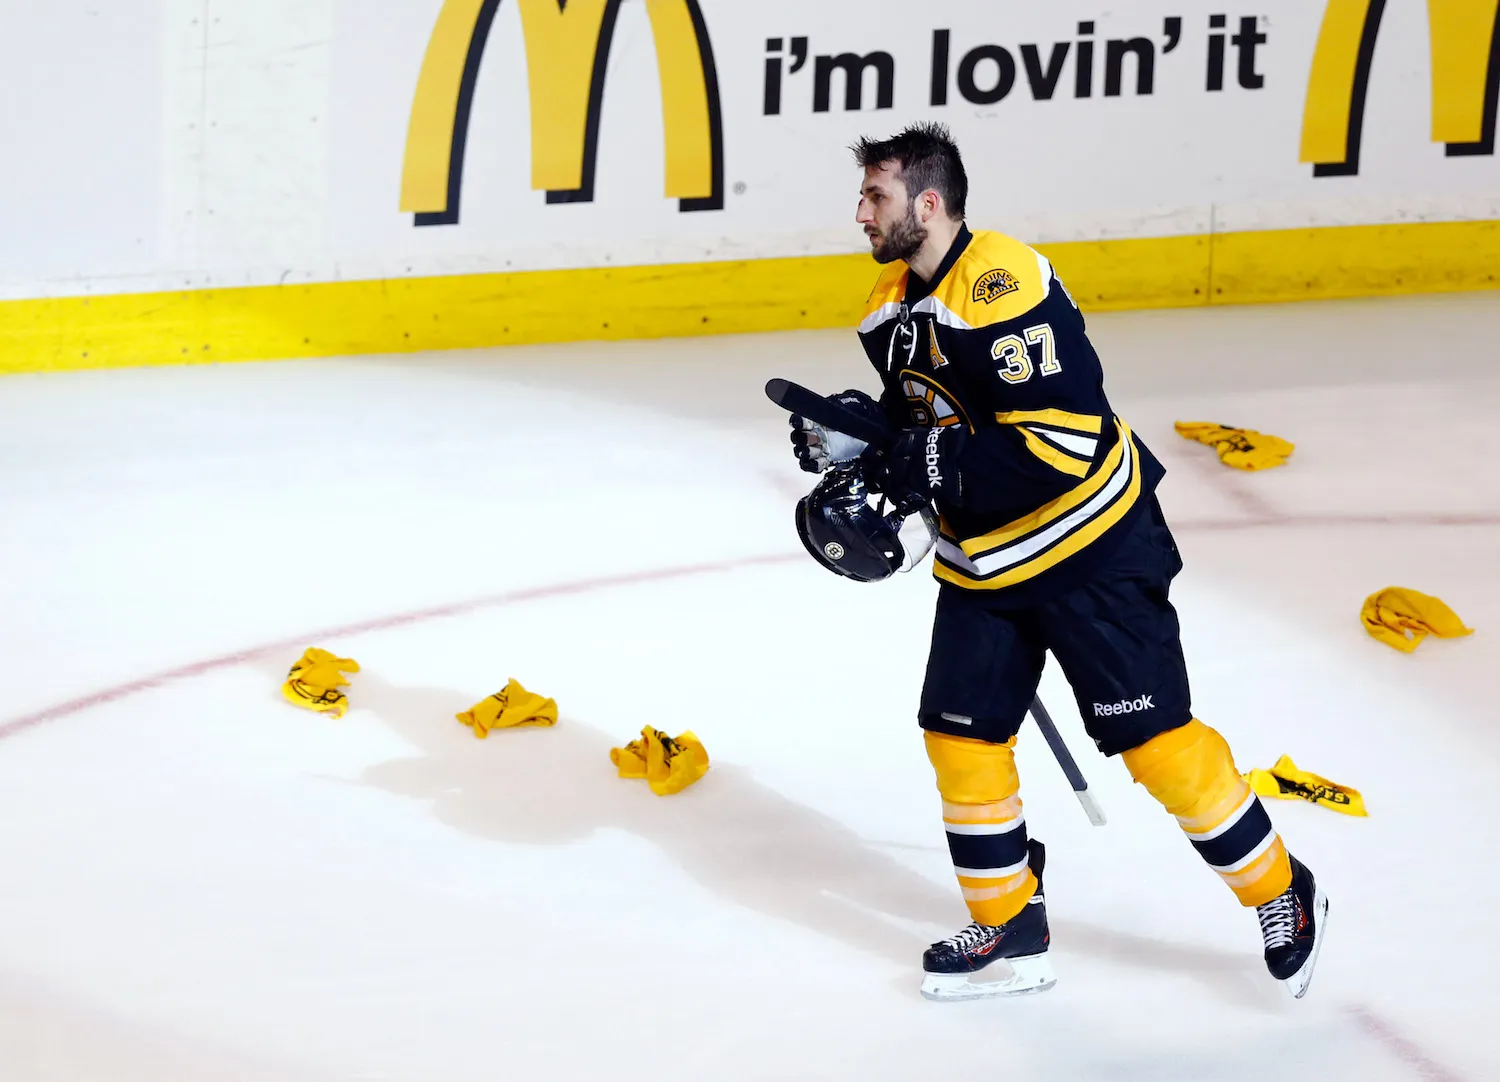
[1094,694,1155,717]
[925,428,944,489]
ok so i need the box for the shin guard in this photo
[1123,720,1292,906]
[924,731,1038,926]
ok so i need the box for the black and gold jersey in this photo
[856,225,1164,602]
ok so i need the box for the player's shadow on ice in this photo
[349,674,949,969]
[1051,921,1277,1011]
[346,673,1273,1005]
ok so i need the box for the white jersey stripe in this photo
[936,537,980,575]
[1025,426,1099,459]
[913,295,973,330]
[954,856,1031,880]
[1033,249,1055,295]
[858,301,904,335]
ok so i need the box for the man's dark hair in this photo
[852,122,967,220]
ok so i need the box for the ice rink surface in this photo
[1,292,1496,1081]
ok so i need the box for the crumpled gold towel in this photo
[281,648,360,718]
[1175,421,1294,471]
[456,679,558,738]
[1246,755,1367,816]
[1361,587,1473,653]
[610,726,710,796]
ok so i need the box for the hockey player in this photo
[788,123,1328,1001]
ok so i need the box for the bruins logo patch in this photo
[973,268,1020,304]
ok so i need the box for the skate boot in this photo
[920,840,1055,1001]
[1256,854,1328,999]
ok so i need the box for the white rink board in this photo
[0,0,1497,299]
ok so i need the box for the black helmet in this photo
[796,465,938,583]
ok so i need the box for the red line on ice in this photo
[1,508,1496,744]
[0,553,800,744]
[1348,1005,1467,1082]
[1178,511,1500,531]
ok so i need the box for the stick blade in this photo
[1076,788,1108,827]
[764,378,892,446]
[764,377,795,409]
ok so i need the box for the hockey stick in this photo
[1029,695,1107,826]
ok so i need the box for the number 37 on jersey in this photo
[991,323,1061,385]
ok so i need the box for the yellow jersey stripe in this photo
[960,420,1131,560]
[994,408,1103,435]
[861,264,907,320]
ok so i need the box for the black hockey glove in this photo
[788,389,886,473]
[875,426,965,505]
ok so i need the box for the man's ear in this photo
[920,190,942,223]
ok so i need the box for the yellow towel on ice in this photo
[1361,587,1473,653]
[456,679,558,738]
[1247,755,1367,817]
[1175,421,1294,471]
[281,648,360,718]
[610,727,710,796]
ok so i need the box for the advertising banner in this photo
[1,0,1496,368]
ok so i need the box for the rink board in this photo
[3,218,1498,373]
[2,0,1500,372]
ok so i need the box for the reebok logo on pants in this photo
[1094,694,1155,717]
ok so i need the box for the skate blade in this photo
[1283,886,1330,1000]
[920,954,1056,1002]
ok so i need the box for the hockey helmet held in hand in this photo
[796,465,939,583]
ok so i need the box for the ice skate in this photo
[1256,855,1328,999]
[920,841,1055,1001]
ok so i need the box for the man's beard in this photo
[870,201,927,265]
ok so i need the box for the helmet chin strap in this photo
[896,503,940,572]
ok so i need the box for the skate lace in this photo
[942,922,999,953]
[1257,892,1297,951]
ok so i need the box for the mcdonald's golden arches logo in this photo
[400,0,724,225]
[1301,0,1500,174]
